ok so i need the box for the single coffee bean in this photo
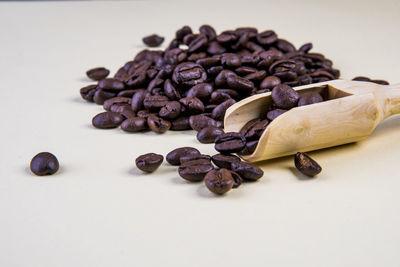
[179,97,205,114]
[215,70,236,87]
[176,25,192,41]
[170,116,191,131]
[294,152,322,177]
[159,101,181,120]
[239,118,259,136]
[142,34,164,47]
[103,97,132,111]
[271,84,299,109]
[93,90,116,105]
[211,154,241,169]
[136,153,164,172]
[180,154,211,164]
[121,117,147,132]
[186,83,213,101]
[244,70,267,82]
[136,109,153,119]
[143,95,170,112]
[221,53,242,68]
[231,161,264,181]
[189,115,221,131]
[188,34,208,53]
[230,171,243,188]
[275,39,296,53]
[299,42,313,53]
[131,90,149,112]
[30,152,59,176]
[119,107,136,119]
[244,119,269,140]
[240,140,258,155]
[80,84,97,102]
[86,67,110,81]
[297,92,324,106]
[147,115,171,133]
[196,57,220,68]
[211,98,236,121]
[226,75,254,94]
[199,24,217,41]
[164,79,181,100]
[147,78,164,91]
[166,147,200,166]
[352,76,371,82]
[117,89,141,98]
[370,79,389,85]
[266,109,287,121]
[215,132,246,154]
[260,76,281,90]
[256,30,278,45]
[207,41,227,54]
[204,169,234,194]
[196,126,224,144]
[92,111,124,129]
[98,78,125,91]
[178,159,214,182]
[172,62,207,87]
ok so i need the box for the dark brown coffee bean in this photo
[271,84,299,109]
[275,39,296,53]
[142,34,164,47]
[176,25,192,41]
[93,90,116,105]
[172,62,207,87]
[147,115,171,133]
[230,171,243,188]
[92,111,124,129]
[103,97,132,111]
[294,152,322,177]
[121,117,147,132]
[260,76,281,90]
[215,132,246,154]
[159,101,181,120]
[298,92,324,106]
[189,115,221,131]
[117,89,141,98]
[207,41,227,55]
[196,126,224,144]
[231,32,250,50]
[166,147,200,166]
[231,161,263,181]
[179,97,204,114]
[211,98,236,121]
[204,169,234,194]
[211,154,241,169]
[256,30,278,45]
[186,83,213,101]
[299,43,313,53]
[183,33,198,45]
[80,84,97,102]
[215,70,236,87]
[86,67,110,81]
[244,119,269,140]
[352,76,371,82]
[164,79,181,100]
[187,52,207,61]
[131,90,149,112]
[179,159,214,182]
[180,154,211,164]
[226,75,254,94]
[119,107,136,119]
[171,116,191,131]
[235,66,257,75]
[240,140,258,155]
[371,79,389,85]
[196,57,220,68]
[188,34,208,53]
[244,70,267,82]
[221,53,242,68]
[136,153,163,173]
[147,78,164,91]
[216,32,237,43]
[143,95,170,112]
[98,78,125,91]
[266,109,287,121]
[125,72,147,89]
[30,152,59,176]
[199,24,217,41]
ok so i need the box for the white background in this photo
[0,0,400,266]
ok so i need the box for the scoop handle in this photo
[383,83,400,117]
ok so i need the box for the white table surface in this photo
[1,1,400,266]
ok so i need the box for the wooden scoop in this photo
[224,80,400,162]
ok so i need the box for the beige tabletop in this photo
[0,0,399,266]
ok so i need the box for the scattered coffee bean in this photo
[211,153,241,169]
[142,34,164,47]
[178,159,214,182]
[230,171,243,188]
[136,153,163,172]
[204,169,234,194]
[231,161,264,181]
[166,147,200,165]
[189,114,221,131]
[30,152,59,176]
[271,84,299,109]
[92,111,124,129]
[196,126,224,143]
[294,152,322,177]
[215,132,246,154]
[86,67,110,81]
[121,117,147,132]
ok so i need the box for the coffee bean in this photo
[188,34,208,53]
[143,95,170,112]
[103,97,132,111]
[211,98,236,121]
[189,114,222,131]
[131,90,149,112]
[186,83,213,101]
[275,39,296,53]
[178,159,214,182]
[170,116,191,131]
[221,53,241,68]
[142,34,164,47]
[298,92,324,106]
[215,132,246,154]
[271,84,299,109]
[370,79,389,85]
[196,126,224,143]
[231,161,263,181]
[147,115,171,133]
[352,76,371,82]
[166,147,200,166]
[211,154,241,169]
[119,107,136,119]
[180,154,211,164]
[159,101,181,120]
[240,140,258,155]
[86,67,110,81]
[136,153,163,172]
[226,75,254,93]
[244,70,267,82]
[260,76,281,90]
[199,24,217,41]
[230,171,243,188]
[117,89,141,98]
[93,90,116,105]
[98,78,125,91]
[176,25,193,41]
[266,109,287,121]
[164,79,181,100]
[196,57,220,68]
[80,84,97,102]
[30,152,59,176]
[244,119,269,140]
[207,41,227,55]
[172,62,207,87]
[294,152,322,177]
[256,30,278,45]
[204,169,234,194]
[179,97,205,114]
[210,89,239,104]
[121,117,148,132]
[215,69,236,87]
[299,42,313,53]
[92,111,124,129]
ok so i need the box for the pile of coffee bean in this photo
[80,25,341,133]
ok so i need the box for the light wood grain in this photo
[224,80,400,162]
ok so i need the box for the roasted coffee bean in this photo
[183,33,198,45]
[137,110,152,119]
[176,25,193,41]
[163,79,181,100]
[215,132,246,154]
[216,31,237,43]
[294,152,322,177]
[103,97,131,111]
[179,97,204,114]
[147,115,171,133]
[131,90,149,112]
[230,171,243,188]
[235,66,257,75]
[240,140,258,155]
[199,24,217,41]
[244,119,269,140]
[211,98,236,121]
[125,72,147,89]
[187,52,207,61]
[211,154,241,169]
[275,39,296,53]
[196,57,220,68]
[92,111,124,129]
[244,70,267,82]
[256,30,278,45]
[299,42,313,53]
[231,161,263,181]
[93,90,116,105]
[135,153,163,172]
[80,84,97,102]
[298,92,324,106]
[186,83,213,101]
[30,152,59,176]
[207,41,227,54]
[180,154,211,164]
[147,78,164,91]
[239,119,259,136]
[371,79,389,85]
[215,70,236,87]
[172,62,207,87]
[260,76,281,90]
[171,116,191,130]
[159,101,181,120]
[166,147,200,166]
[86,67,110,81]
[196,126,224,144]
[188,34,208,53]
[189,115,221,131]
[221,53,241,68]
[142,34,164,47]
[121,117,147,132]
[119,107,136,119]
[352,76,371,82]
[204,169,234,194]
[178,159,214,182]
[98,78,125,91]
[207,65,224,76]
[143,95,169,112]
[226,75,254,93]
[271,84,299,109]
[266,109,287,121]
[117,89,141,98]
